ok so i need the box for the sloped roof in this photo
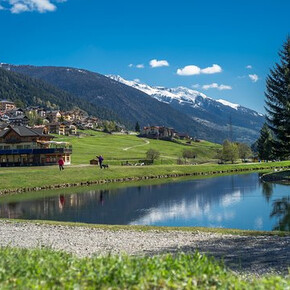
[0,126,54,138]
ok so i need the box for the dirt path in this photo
[123,139,150,151]
[0,221,289,275]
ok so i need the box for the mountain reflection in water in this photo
[0,173,289,231]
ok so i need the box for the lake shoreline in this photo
[261,170,290,184]
[1,162,290,196]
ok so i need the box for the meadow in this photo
[1,160,290,192]
[54,130,221,165]
[1,131,290,192]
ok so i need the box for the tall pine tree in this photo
[257,123,274,161]
[135,121,140,132]
[265,36,290,159]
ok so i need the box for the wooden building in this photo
[0,126,72,167]
[0,100,16,112]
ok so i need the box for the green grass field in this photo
[0,247,288,289]
[0,131,289,192]
[1,161,290,192]
[54,131,221,165]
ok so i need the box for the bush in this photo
[146,149,160,163]
[182,149,196,160]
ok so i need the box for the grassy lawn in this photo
[0,161,290,192]
[0,247,288,289]
[54,131,221,165]
[0,131,289,192]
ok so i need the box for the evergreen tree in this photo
[257,123,274,161]
[265,37,290,159]
[135,121,140,132]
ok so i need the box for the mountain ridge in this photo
[1,63,264,143]
[108,75,265,143]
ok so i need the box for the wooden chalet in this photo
[0,126,72,167]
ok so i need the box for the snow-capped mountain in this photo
[108,75,265,144]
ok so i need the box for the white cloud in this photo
[191,84,200,88]
[177,65,201,76]
[202,83,232,90]
[1,0,66,13]
[177,64,222,76]
[128,63,144,69]
[0,4,5,9]
[133,78,140,83]
[10,2,30,13]
[149,59,169,68]
[246,65,252,69]
[201,64,222,74]
[249,74,259,82]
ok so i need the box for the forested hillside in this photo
[0,68,120,122]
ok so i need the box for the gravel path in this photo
[0,221,289,275]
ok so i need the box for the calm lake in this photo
[0,173,289,231]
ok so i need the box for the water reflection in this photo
[0,173,289,231]
[270,197,290,231]
[261,182,274,202]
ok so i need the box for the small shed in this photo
[90,159,99,165]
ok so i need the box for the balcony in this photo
[0,148,72,155]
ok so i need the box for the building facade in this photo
[142,126,176,140]
[0,126,72,167]
[0,100,16,112]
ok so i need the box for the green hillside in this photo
[55,131,221,165]
[0,68,120,122]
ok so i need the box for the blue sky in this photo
[0,0,289,113]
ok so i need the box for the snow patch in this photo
[216,99,239,110]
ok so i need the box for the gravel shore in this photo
[0,221,289,275]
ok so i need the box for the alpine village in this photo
[0,1,289,289]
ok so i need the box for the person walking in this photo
[58,157,64,171]
[96,155,104,169]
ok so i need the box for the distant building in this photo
[46,111,61,123]
[0,100,16,112]
[47,122,77,135]
[26,106,46,118]
[8,115,29,126]
[176,132,191,140]
[142,126,176,140]
[0,126,72,166]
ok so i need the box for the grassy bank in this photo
[0,247,288,289]
[55,130,220,165]
[1,161,290,194]
[261,170,290,184]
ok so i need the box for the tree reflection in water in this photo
[261,182,274,202]
[271,197,290,231]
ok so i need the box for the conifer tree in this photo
[135,121,140,132]
[265,37,290,159]
[257,123,274,161]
